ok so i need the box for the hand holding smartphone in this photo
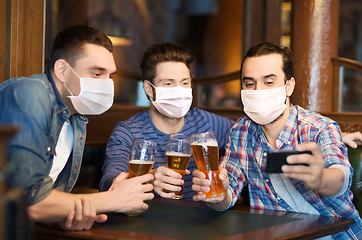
[266,149,312,173]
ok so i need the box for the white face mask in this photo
[65,64,114,115]
[148,81,193,118]
[241,86,287,125]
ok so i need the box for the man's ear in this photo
[143,80,155,101]
[286,77,295,97]
[53,59,68,83]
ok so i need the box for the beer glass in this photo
[125,139,157,216]
[165,133,191,199]
[190,131,225,200]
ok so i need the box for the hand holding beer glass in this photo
[125,139,157,216]
[191,132,226,200]
[164,133,191,199]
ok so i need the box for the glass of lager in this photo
[125,139,157,216]
[190,131,225,200]
[164,133,191,199]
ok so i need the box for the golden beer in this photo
[191,142,225,199]
[129,160,154,178]
[125,160,154,216]
[164,152,191,199]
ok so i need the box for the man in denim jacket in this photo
[0,25,154,230]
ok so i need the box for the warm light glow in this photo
[281,35,290,48]
[108,36,132,46]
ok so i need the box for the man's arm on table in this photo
[27,172,154,222]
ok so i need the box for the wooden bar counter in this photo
[32,197,355,240]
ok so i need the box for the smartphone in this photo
[353,140,362,146]
[266,149,312,173]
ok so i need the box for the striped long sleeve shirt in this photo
[100,108,234,200]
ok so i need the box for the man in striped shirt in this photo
[192,42,362,239]
[99,42,234,200]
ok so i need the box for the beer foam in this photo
[129,160,154,164]
[191,139,218,147]
[166,151,191,157]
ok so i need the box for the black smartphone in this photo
[266,149,312,173]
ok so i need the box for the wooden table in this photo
[32,197,355,240]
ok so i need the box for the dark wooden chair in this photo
[347,146,362,216]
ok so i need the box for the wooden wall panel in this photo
[243,0,265,56]
[243,0,282,56]
[265,0,282,44]
[0,0,8,82]
[0,0,45,83]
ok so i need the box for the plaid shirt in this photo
[220,105,362,239]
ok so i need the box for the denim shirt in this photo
[0,73,88,206]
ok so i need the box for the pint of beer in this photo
[190,132,225,200]
[129,160,154,178]
[165,152,191,199]
[164,133,191,199]
[125,139,157,216]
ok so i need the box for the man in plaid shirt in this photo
[192,42,362,239]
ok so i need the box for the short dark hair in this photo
[48,25,113,72]
[140,42,195,83]
[240,42,294,81]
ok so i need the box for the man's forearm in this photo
[316,168,344,197]
[26,189,113,222]
[27,190,79,222]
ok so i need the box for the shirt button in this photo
[79,137,83,140]
[266,179,269,182]
[56,132,59,135]
[74,166,79,169]
[277,197,281,201]
[263,152,267,157]
[47,147,51,152]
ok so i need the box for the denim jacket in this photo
[0,73,88,206]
